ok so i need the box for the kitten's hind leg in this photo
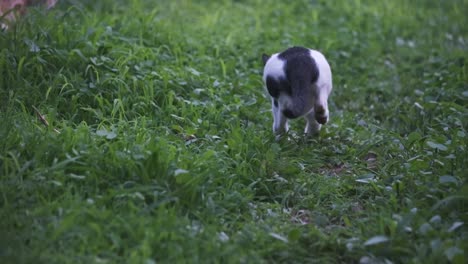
[304,111,321,135]
[314,105,328,125]
[272,99,288,138]
[314,86,330,125]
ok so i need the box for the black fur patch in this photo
[282,109,296,119]
[278,46,319,84]
[266,76,291,98]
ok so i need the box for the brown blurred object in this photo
[1,0,57,29]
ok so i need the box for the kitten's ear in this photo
[262,53,270,65]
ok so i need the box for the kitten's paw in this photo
[273,122,289,135]
[304,121,321,136]
[275,134,283,141]
[315,105,328,125]
[305,126,321,136]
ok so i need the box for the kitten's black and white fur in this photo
[262,46,332,138]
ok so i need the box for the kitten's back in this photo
[278,47,319,85]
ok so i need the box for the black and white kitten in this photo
[262,46,332,138]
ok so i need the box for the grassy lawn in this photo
[1,0,467,263]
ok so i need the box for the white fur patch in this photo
[309,49,332,95]
[262,53,285,82]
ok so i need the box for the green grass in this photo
[1,0,467,263]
